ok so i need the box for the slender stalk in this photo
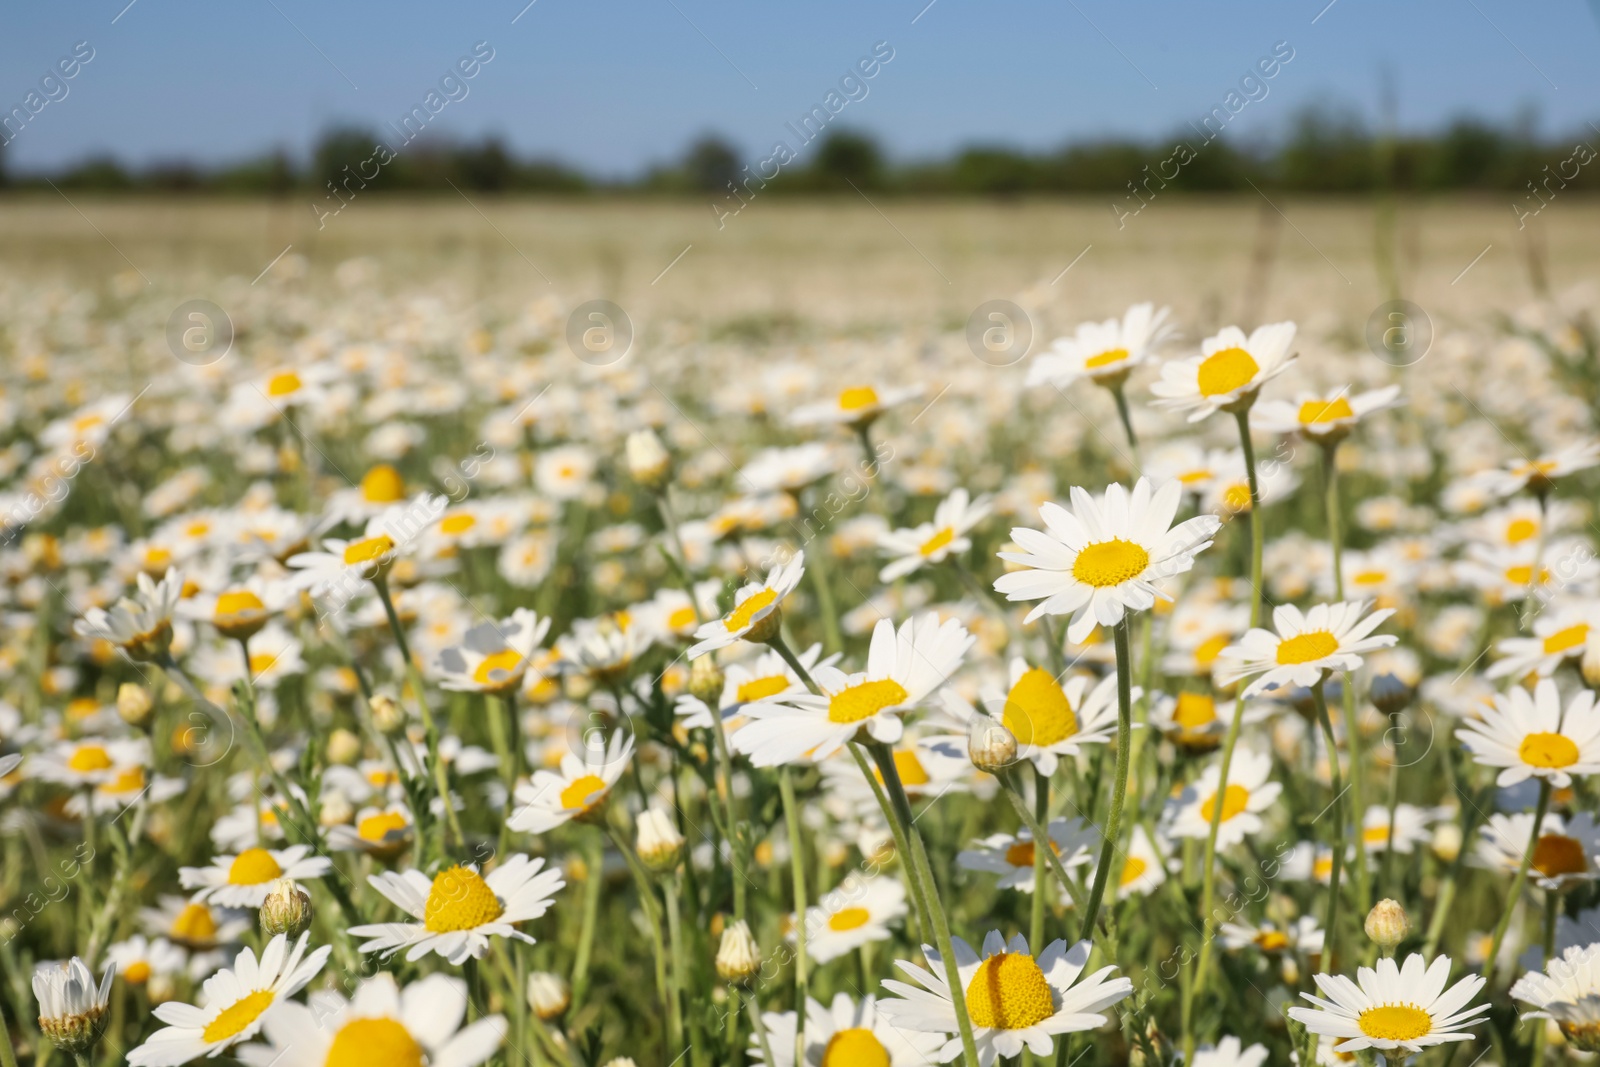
[747,989,776,1067]
[1323,445,1371,917]
[0,997,17,1067]
[708,707,748,923]
[847,743,931,945]
[569,832,604,1011]
[1108,381,1141,467]
[1030,768,1048,953]
[1312,676,1346,975]
[1484,780,1552,987]
[1235,407,1265,624]
[665,873,690,1062]
[1078,619,1133,943]
[607,825,672,1020]
[777,768,811,1064]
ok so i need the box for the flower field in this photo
[2,195,1600,1067]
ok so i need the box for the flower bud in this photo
[626,430,672,491]
[636,807,686,874]
[689,656,725,705]
[602,1059,640,1067]
[259,879,313,940]
[33,958,110,1056]
[1369,672,1413,717]
[326,728,362,765]
[1583,632,1600,688]
[746,606,783,645]
[369,693,405,734]
[318,789,354,828]
[715,919,761,984]
[526,971,570,1021]
[116,682,154,728]
[1364,898,1409,949]
[1431,821,1463,864]
[967,714,1018,772]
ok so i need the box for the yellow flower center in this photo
[1083,347,1130,370]
[266,371,303,398]
[1193,634,1230,667]
[68,745,113,773]
[1071,539,1150,588]
[1001,668,1077,747]
[1505,564,1550,586]
[827,679,910,724]
[99,766,146,794]
[1201,784,1251,823]
[1297,397,1355,424]
[1544,624,1589,656]
[1121,856,1148,886]
[667,606,698,631]
[871,748,931,788]
[1351,570,1387,587]
[440,513,477,535]
[920,527,956,557]
[1196,346,1260,397]
[1533,833,1588,878]
[838,386,880,411]
[215,590,265,623]
[358,811,411,842]
[325,1017,425,1067]
[1221,483,1252,513]
[736,674,790,703]
[964,952,1056,1030]
[1506,517,1539,544]
[1177,469,1211,485]
[1520,732,1580,769]
[724,589,778,633]
[1173,693,1217,731]
[125,960,152,984]
[559,774,608,812]
[361,464,405,503]
[203,990,276,1044]
[828,907,872,932]
[472,649,526,688]
[1003,839,1060,868]
[820,1028,890,1067]
[1276,631,1339,665]
[343,535,396,565]
[1363,824,1396,846]
[1357,1004,1432,1042]
[1255,930,1290,951]
[227,848,283,885]
[170,903,219,944]
[249,652,278,676]
[424,866,504,933]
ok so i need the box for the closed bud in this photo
[318,789,354,828]
[1583,632,1600,688]
[32,958,110,1056]
[259,879,313,939]
[715,919,761,984]
[625,430,672,491]
[1369,672,1413,717]
[526,971,570,1021]
[636,807,686,873]
[1364,898,1409,949]
[967,714,1018,772]
[326,728,362,765]
[369,693,405,734]
[116,682,154,727]
[1431,821,1462,864]
[689,656,725,705]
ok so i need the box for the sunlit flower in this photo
[73,569,183,661]
[1166,747,1281,849]
[1456,678,1600,788]
[1026,302,1173,389]
[1215,601,1396,697]
[179,845,332,909]
[956,818,1096,893]
[751,993,944,1066]
[1477,810,1600,891]
[877,488,992,582]
[507,731,634,834]
[686,552,806,659]
[800,874,908,963]
[1288,952,1488,1056]
[1252,385,1402,441]
[1149,322,1297,422]
[431,608,551,695]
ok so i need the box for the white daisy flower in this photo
[880,932,1133,1066]
[325,804,415,861]
[733,613,974,767]
[1219,915,1325,956]
[1251,385,1402,441]
[1456,678,1600,788]
[126,932,332,1066]
[1166,747,1282,849]
[1510,942,1600,1052]
[33,957,112,1056]
[73,568,183,662]
[534,444,597,501]
[1214,601,1397,697]
[1191,1035,1269,1067]
[791,384,923,428]
[139,895,251,953]
[1476,810,1600,892]
[431,608,552,696]
[236,971,506,1067]
[930,661,1132,776]
[177,575,297,642]
[739,443,840,495]
[1287,952,1488,1057]
[674,643,838,731]
[348,854,564,965]
[956,818,1096,893]
[686,551,806,660]
[1103,825,1169,899]
[105,936,188,986]
[27,737,151,788]
[877,488,993,582]
[1474,441,1600,500]
[287,493,446,595]
[993,478,1222,644]
[799,874,908,964]
[1026,302,1174,390]
[179,845,333,909]
[1149,321,1297,422]
[1486,604,1600,680]
[1147,690,1271,752]
[1358,803,1438,855]
[507,731,634,834]
[751,993,945,1066]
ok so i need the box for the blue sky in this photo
[1,0,1595,176]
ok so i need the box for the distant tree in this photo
[683,135,741,192]
[310,126,385,191]
[808,129,885,190]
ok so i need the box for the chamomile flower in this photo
[1147,691,1271,752]
[674,643,837,730]
[126,932,331,1066]
[1215,601,1397,697]
[73,568,183,662]
[1252,385,1402,442]
[29,737,150,788]
[287,493,445,594]
[325,804,415,861]
[33,957,112,1057]
[881,932,1133,1066]
[1166,747,1282,849]
[1026,302,1174,390]
[935,663,1127,775]
[1358,803,1438,855]
[1149,322,1297,422]
[1104,825,1169,899]
[993,478,1222,643]
[507,731,634,834]
[431,608,551,695]
[1486,604,1600,680]
[791,384,923,428]
[739,443,839,495]
[1219,916,1325,955]
[799,875,908,964]
[876,488,993,582]
[1475,441,1600,500]
[686,551,806,659]
[179,845,332,909]
[751,993,944,1067]
[236,972,506,1067]
[1191,1036,1270,1067]
[1510,943,1600,1052]
[956,818,1096,893]
[1456,678,1600,788]
[1476,810,1600,891]
[106,936,187,987]
[349,854,564,964]
[140,896,251,953]
[1288,952,1488,1057]
[733,614,974,766]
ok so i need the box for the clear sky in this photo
[1,0,1595,176]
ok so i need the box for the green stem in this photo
[1078,619,1133,943]
[1484,779,1552,987]
[1109,381,1141,467]
[709,707,747,923]
[666,874,690,1061]
[1234,407,1265,626]
[847,743,931,945]
[607,825,672,1022]
[1030,768,1048,955]
[1312,676,1346,975]
[0,997,17,1067]
[569,832,604,1011]
[777,768,810,1064]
